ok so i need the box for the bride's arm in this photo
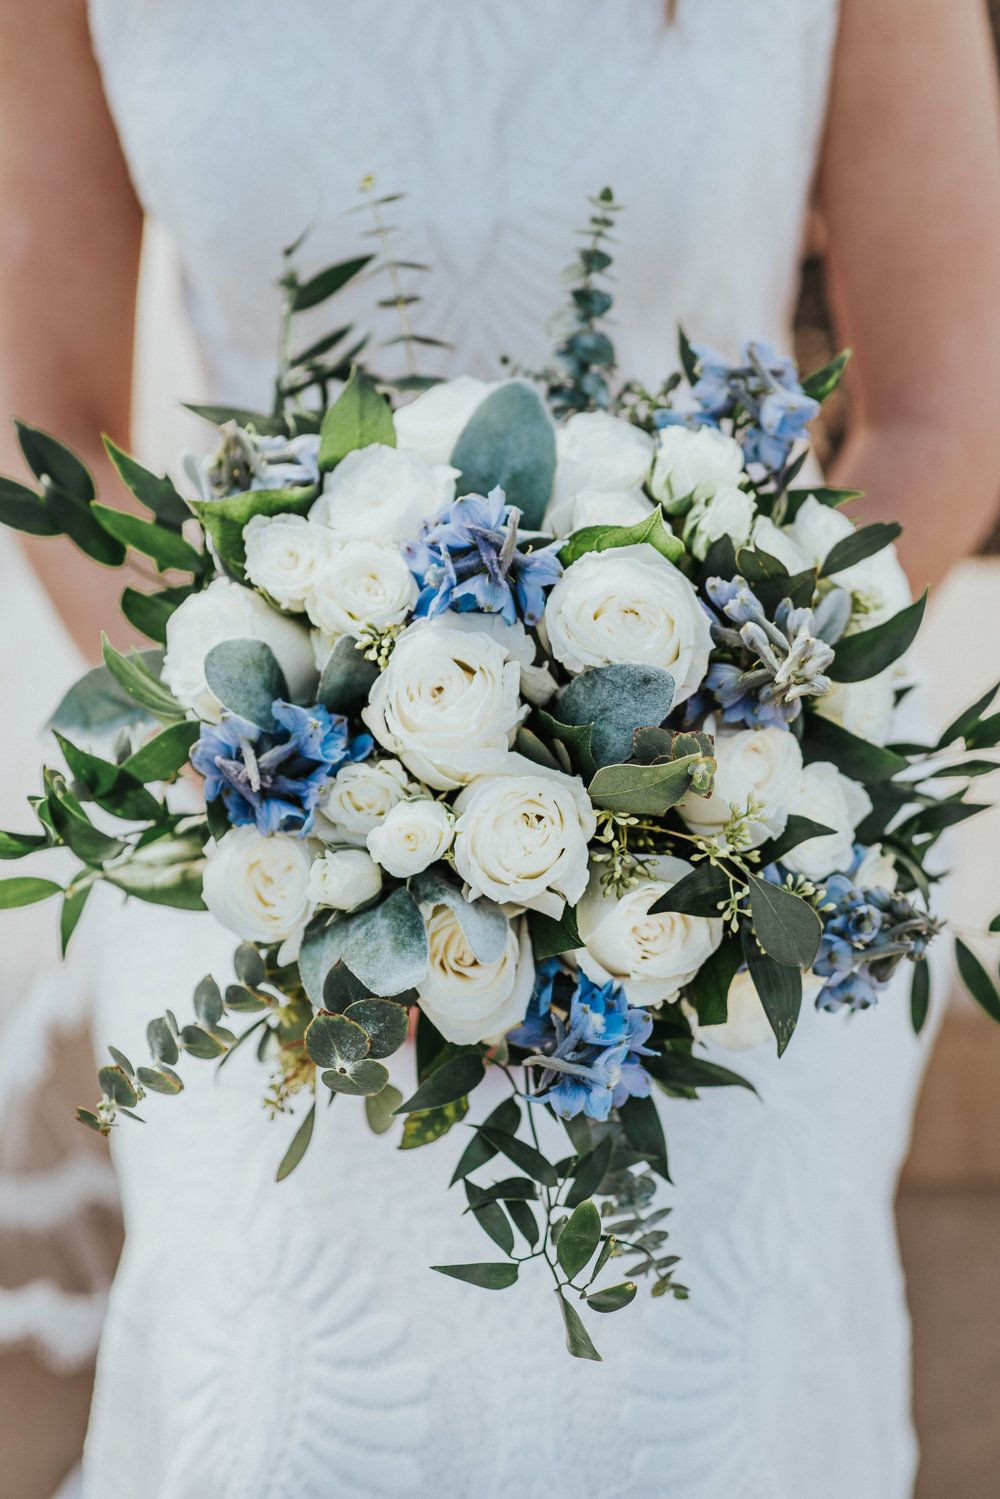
[819,0,1000,590]
[0,0,143,659]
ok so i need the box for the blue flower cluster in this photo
[816,853,940,1012]
[657,340,819,474]
[402,487,563,627]
[509,963,657,1121]
[700,575,834,729]
[192,701,371,837]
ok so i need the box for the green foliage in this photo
[557,1293,602,1361]
[528,903,583,960]
[801,349,851,403]
[747,875,822,968]
[0,876,62,908]
[910,959,931,1036]
[648,861,729,917]
[275,1102,316,1181]
[203,637,287,729]
[103,437,192,530]
[0,476,59,536]
[559,507,684,568]
[741,930,803,1056]
[411,869,509,964]
[829,592,928,683]
[91,504,205,574]
[316,635,379,715]
[189,485,315,582]
[291,254,374,313]
[318,365,395,470]
[396,1050,484,1114]
[588,754,704,816]
[955,939,1000,1024]
[557,1200,602,1280]
[431,1262,519,1290]
[122,722,200,782]
[451,381,556,530]
[554,663,675,768]
[645,1048,756,1094]
[819,521,901,577]
[101,637,185,722]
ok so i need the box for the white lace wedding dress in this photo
[60,2,944,1494]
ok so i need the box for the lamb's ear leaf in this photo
[554,664,675,768]
[410,869,509,964]
[203,637,287,730]
[451,381,556,530]
[338,889,429,998]
[319,365,395,470]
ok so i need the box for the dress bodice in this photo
[88,0,840,405]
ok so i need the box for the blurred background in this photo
[0,24,998,1499]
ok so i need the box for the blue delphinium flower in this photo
[401,486,563,627]
[192,701,372,836]
[509,967,657,1122]
[703,575,833,728]
[664,339,819,474]
[815,851,941,1013]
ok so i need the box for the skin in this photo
[0,1,997,1490]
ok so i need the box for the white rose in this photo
[417,904,534,1046]
[678,726,803,848]
[546,412,654,534]
[854,842,896,891]
[310,444,457,545]
[433,609,557,705]
[684,485,756,561]
[790,496,910,628]
[782,761,873,882]
[750,515,810,574]
[544,542,712,705]
[393,375,496,466]
[814,671,896,746]
[453,755,595,919]
[306,538,418,638]
[693,968,822,1052]
[202,826,313,945]
[362,619,527,791]
[306,847,383,912]
[550,487,654,539]
[649,425,745,508]
[242,513,333,612]
[319,757,417,844]
[367,798,454,878]
[162,577,317,722]
[577,855,723,1007]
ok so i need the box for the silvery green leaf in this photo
[321,1059,389,1096]
[98,1064,138,1109]
[339,889,428,997]
[410,869,508,964]
[316,634,379,715]
[203,637,288,730]
[193,975,224,1029]
[146,1017,179,1066]
[306,1012,370,1070]
[364,1083,403,1135]
[555,663,675,768]
[588,754,701,816]
[275,1102,315,1181]
[49,657,162,737]
[136,1066,184,1096]
[233,943,265,988]
[343,998,409,1059]
[451,381,556,530]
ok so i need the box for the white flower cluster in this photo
[160,375,911,1053]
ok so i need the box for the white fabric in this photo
[67,1,940,1494]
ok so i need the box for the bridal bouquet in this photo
[2,191,998,1359]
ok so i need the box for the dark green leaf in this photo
[399,1094,469,1148]
[479,1126,559,1187]
[0,828,48,859]
[557,1292,602,1361]
[910,958,931,1035]
[315,634,379,715]
[59,881,91,954]
[180,1024,226,1059]
[43,480,127,566]
[452,381,556,530]
[587,1281,638,1313]
[648,861,730,917]
[120,584,193,644]
[507,1198,539,1248]
[318,365,395,470]
[528,903,583,960]
[0,875,62,908]
[801,349,850,403]
[0,475,59,535]
[557,1199,602,1279]
[829,592,928,684]
[14,420,94,497]
[741,931,802,1056]
[103,438,191,529]
[618,1093,670,1182]
[343,998,409,1059]
[431,1262,518,1290]
[189,485,315,582]
[203,637,287,730]
[465,1184,515,1255]
[292,254,374,312]
[91,504,204,573]
[758,816,837,868]
[747,876,822,968]
[645,1049,756,1093]
[936,680,1000,750]
[955,939,1000,1024]
[684,935,742,1025]
[98,1064,138,1109]
[820,521,901,578]
[54,733,161,820]
[449,1097,521,1184]
[123,722,200,783]
[564,1134,614,1209]
[275,1102,316,1181]
[45,779,126,866]
[364,1082,403,1135]
[306,1012,370,1069]
[183,403,288,435]
[533,710,595,780]
[396,1050,484,1113]
[588,754,702,815]
[136,1065,184,1095]
[101,637,185,722]
[802,714,907,782]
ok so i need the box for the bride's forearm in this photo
[828,419,999,594]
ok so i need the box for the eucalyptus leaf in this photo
[146,1016,179,1066]
[588,754,702,815]
[364,1083,403,1135]
[305,1012,370,1070]
[203,637,288,730]
[316,635,379,715]
[136,1066,184,1096]
[451,381,556,529]
[322,1058,390,1096]
[343,998,410,1059]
